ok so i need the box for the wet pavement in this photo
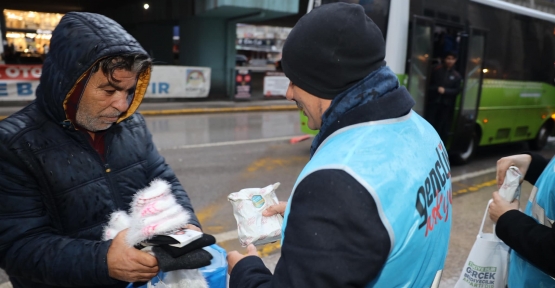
[1,110,554,287]
[146,111,301,150]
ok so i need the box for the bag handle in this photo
[478,199,500,240]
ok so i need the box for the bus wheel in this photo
[529,121,552,151]
[451,130,479,165]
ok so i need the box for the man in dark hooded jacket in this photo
[0,12,200,288]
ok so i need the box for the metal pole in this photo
[384,0,410,75]
[307,0,315,14]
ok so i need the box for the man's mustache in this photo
[101,109,122,118]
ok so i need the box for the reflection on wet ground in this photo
[145,111,301,150]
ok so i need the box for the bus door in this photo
[407,16,435,116]
[450,28,487,163]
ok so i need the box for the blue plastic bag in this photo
[199,244,228,288]
[127,244,228,288]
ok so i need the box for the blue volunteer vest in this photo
[508,158,555,287]
[282,112,452,287]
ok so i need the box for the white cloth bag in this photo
[454,200,509,288]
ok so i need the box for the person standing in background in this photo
[426,51,462,142]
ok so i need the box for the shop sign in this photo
[0,65,41,100]
[145,66,211,98]
[235,69,251,99]
[263,72,289,97]
[0,65,211,100]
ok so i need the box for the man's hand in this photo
[227,244,258,274]
[262,201,288,217]
[488,191,519,223]
[438,87,445,94]
[107,229,159,282]
[185,224,202,232]
[496,154,531,188]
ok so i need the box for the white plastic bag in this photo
[228,183,283,246]
[454,200,510,288]
[129,245,227,288]
[146,270,207,288]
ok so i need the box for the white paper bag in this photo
[498,166,521,202]
[228,183,283,246]
[455,200,509,288]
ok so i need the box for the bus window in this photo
[407,17,434,116]
[462,32,485,114]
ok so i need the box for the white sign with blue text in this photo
[0,65,211,100]
[145,66,211,98]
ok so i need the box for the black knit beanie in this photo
[281,2,386,99]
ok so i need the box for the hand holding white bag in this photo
[228,183,283,246]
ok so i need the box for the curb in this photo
[0,105,299,121]
[139,105,298,116]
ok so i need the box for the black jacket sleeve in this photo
[496,210,555,277]
[0,141,121,287]
[523,152,549,185]
[442,69,462,97]
[140,115,200,228]
[229,169,391,288]
[443,75,462,97]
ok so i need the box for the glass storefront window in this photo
[6,32,51,54]
[3,9,63,57]
[4,9,63,31]
[235,24,291,69]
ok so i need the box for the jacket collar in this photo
[311,86,415,156]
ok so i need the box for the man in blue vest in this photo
[227,3,453,287]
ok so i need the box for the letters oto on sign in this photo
[0,65,42,80]
[0,65,42,100]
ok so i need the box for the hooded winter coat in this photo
[0,12,199,288]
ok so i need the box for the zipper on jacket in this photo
[102,142,125,209]
[74,131,123,209]
[103,145,112,173]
